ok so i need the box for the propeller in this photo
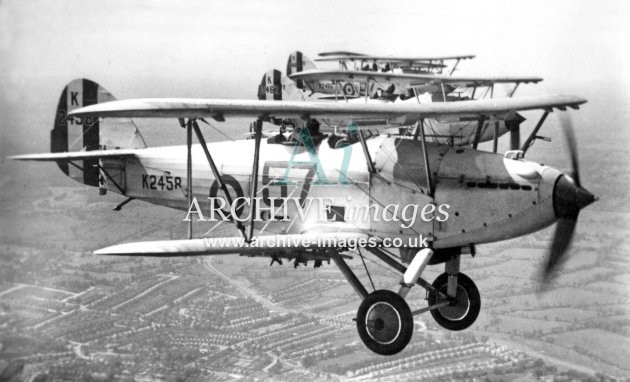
[540,114,596,285]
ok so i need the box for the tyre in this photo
[356,290,414,355]
[428,272,480,331]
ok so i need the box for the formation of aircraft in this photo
[11,49,596,355]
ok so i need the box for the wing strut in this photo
[248,119,263,240]
[440,82,447,102]
[97,163,126,195]
[492,121,499,153]
[413,88,421,104]
[449,58,461,76]
[413,119,423,140]
[417,120,434,197]
[358,129,376,174]
[510,125,521,150]
[336,80,348,102]
[521,110,550,155]
[472,116,486,149]
[189,119,248,240]
[186,119,193,239]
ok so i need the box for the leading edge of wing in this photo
[69,95,587,121]
[94,232,376,257]
[9,149,139,161]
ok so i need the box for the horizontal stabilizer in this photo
[10,149,138,162]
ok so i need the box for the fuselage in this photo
[101,135,561,250]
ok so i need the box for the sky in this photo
[0,0,628,153]
[1,0,628,93]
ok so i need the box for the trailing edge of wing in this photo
[10,149,138,162]
[94,232,375,257]
[289,69,543,87]
[70,95,587,122]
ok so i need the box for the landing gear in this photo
[356,290,413,355]
[428,272,480,331]
[332,247,481,356]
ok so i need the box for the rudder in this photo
[257,69,305,101]
[286,51,316,90]
[51,79,146,186]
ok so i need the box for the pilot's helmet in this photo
[307,119,320,135]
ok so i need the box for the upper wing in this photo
[10,149,138,161]
[69,95,586,123]
[318,51,367,57]
[289,69,542,88]
[314,54,476,63]
[94,231,375,256]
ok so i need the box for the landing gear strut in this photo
[333,247,481,355]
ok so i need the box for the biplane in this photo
[11,78,595,355]
[289,69,541,101]
[260,67,541,148]
[314,51,476,75]
[286,51,475,96]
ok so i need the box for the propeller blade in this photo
[539,113,591,287]
[541,216,577,284]
[559,113,580,187]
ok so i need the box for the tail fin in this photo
[257,69,305,101]
[286,51,316,90]
[51,78,146,186]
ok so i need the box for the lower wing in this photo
[94,231,377,257]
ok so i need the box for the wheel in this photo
[356,290,414,355]
[427,272,480,331]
